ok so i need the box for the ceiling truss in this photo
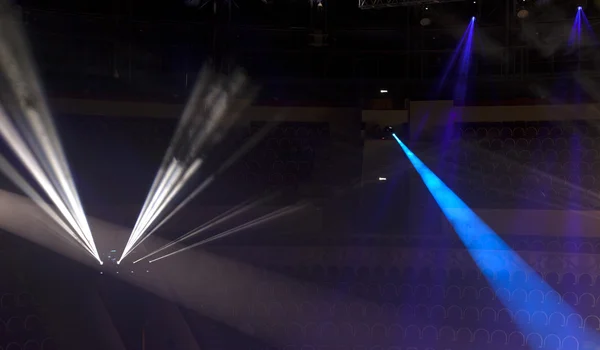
[358,0,466,10]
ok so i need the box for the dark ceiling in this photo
[12,0,600,103]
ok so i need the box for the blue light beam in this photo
[436,19,476,95]
[453,17,475,102]
[568,8,582,49]
[393,134,600,348]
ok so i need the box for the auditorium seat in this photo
[371,323,386,340]
[24,315,43,335]
[544,291,561,307]
[528,290,544,308]
[6,317,24,334]
[387,324,403,341]
[1,294,16,309]
[531,311,548,326]
[438,326,455,344]
[479,287,495,305]
[490,330,508,347]
[445,286,461,304]
[462,307,479,329]
[339,323,354,340]
[566,313,583,330]
[421,325,438,346]
[561,336,579,350]
[562,292,578,306]
[456,327,472,344]
[354,323,370,345]
[548,312,566,328]
[578,293,595,314]
[497,309,513,329]
[429,305,445,324]
[461,287,478,306]
[508,331,526,348]
[404,324,421,346]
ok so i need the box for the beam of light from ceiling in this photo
[120,68,257,262]
[393,134,600,347]
[148,203,306,264]
[435,19,475,95]
[453,17,475,103]
[0,3,101,263]
[568,7,582,49]
[133,193,279,263]
[122,118,280,260]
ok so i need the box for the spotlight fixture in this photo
[378,177,387,181]
[384,126,394,133]
[517,8,529,19]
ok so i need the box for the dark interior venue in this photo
[1,0,600,349]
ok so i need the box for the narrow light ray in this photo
[124,176,215,258]
[129,161,177,241]
[436,20,473,94]
[453,18,475,102]
[0,154,95,255]
[393,134,600,344]
[132,66,212,226]
[121,118,280,262]
[120,68,258,262]
[0,3,101,262]
[132,159,202,246]
[133,193,279,263]
[128,161,185,247]
[149,204,305,263]
[0,107,99,259]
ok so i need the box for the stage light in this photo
[380,89,388,93]
[517,9,529,19]
[378,177,387,181]
[578,6,582,10]
[471,16,475,21]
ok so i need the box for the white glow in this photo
[133,193,277,263]
[120,68,262,263]
[150,204,305,263]
[0,9,101,263]
[380,89,388,93]
[378,177,387,181]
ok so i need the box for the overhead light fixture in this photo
[517,8,529,18]
[380,89,388,93]
[378,177,387,181]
